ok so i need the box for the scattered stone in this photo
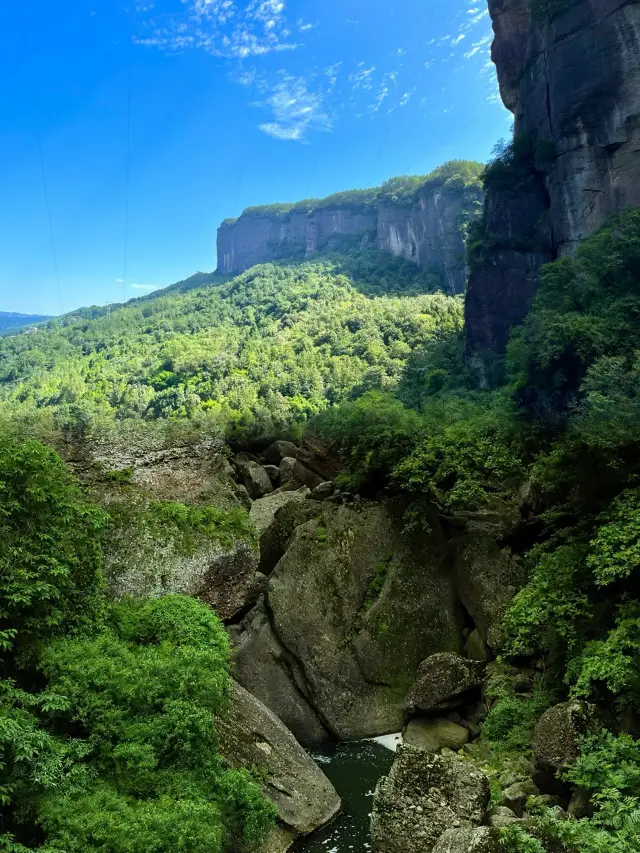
[264,464,281,484]
[265,441,299,466]
[371,745,490,853]
[405,653,485,716]
[534,701,599,774]
[215,680,340,835]
[310,481,335,501]
[465,629,490,662]
[432,827,501,853]
[237,459,274,499]
[279,457,297,486]
[499,780,538,817]
[233,482,253,509]
[404,718,470,752]
[488,806,520,828]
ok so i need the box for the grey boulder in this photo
[265,441,299,465]
[215,680,340,836]
[405,653,485,716]
[371,745,489,853]
[237,459,274,499]
[534,701,599,774]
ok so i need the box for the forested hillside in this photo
[0,250,460,440]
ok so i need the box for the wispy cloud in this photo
[130,283,158,290]
[258,74,331,141]
[136,0,297,58]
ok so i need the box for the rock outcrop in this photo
[215,680,340,838]
[233,500,464,742]
[370,745,490,853]
[405,653,485,716]
[217,179,482,295]
[432,828,500,853]
[465,0,640,365]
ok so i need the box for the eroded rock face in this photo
[235,501,463,742]
[233,601,330,746]
[215,680,340,836]
[217,187,482,295]
[405,653,485,717]
[466,0,640,362]
[370,745,490,853]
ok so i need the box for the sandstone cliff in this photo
[466,0,640,365]
[217,167,483,295]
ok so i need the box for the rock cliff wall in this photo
[466,0,640,364]
[217,181,482,295]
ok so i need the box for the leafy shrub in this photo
[0,436,107,666]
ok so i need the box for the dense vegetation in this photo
[0,436,276,852]
[313,209,640,851]
[222,160,483,223]
[0,253,462,442]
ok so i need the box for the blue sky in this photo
[0,0,511,316]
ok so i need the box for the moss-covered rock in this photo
[405,653,485,716]
[370,745,490,853]
[253,500,463,740]
[215,680,340,837]
[534,701,599,774]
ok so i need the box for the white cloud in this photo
[115,278,124,282]
[258,75,331,141]
[136,0,297,58]
[130,283,158,290]
[350,64,376,90]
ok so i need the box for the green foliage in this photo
[0,257,462,440]
[108,496,255,557]
[501,540,591,659]
[507,209,640,424]
[236,162,482,218]
[0,436,107,667]
[482,663,555,754]
[570,604,640,705]
[0,439,276,852]
[586,491,640,587]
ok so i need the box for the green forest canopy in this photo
[221,160,484,224]
[0,252,462,440]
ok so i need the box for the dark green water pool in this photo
[294,737,399,853]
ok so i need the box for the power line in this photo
[36,130,64,316]
[235,52,261,215]
[122,10,133,305]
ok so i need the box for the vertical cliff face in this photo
[217,178,482,295]
[466,0,640,365]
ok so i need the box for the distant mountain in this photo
[0,311,53,333]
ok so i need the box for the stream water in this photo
[293,736,401,853]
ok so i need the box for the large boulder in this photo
[292,460,326,490]
[370,745,490,853]
[405,653,485,717]
[104,496,259,622]
[215,680,340,837]
[432,828,501,853]
[257,499,321,575]
[233,601,329,746]
[249,488,310,540]
[237,459,274,499]
[534,701,599,774]
[243,501,463,741]
[404,717,469,753]
[265,441,299,466]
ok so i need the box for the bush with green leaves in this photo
[0,439,276,852]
